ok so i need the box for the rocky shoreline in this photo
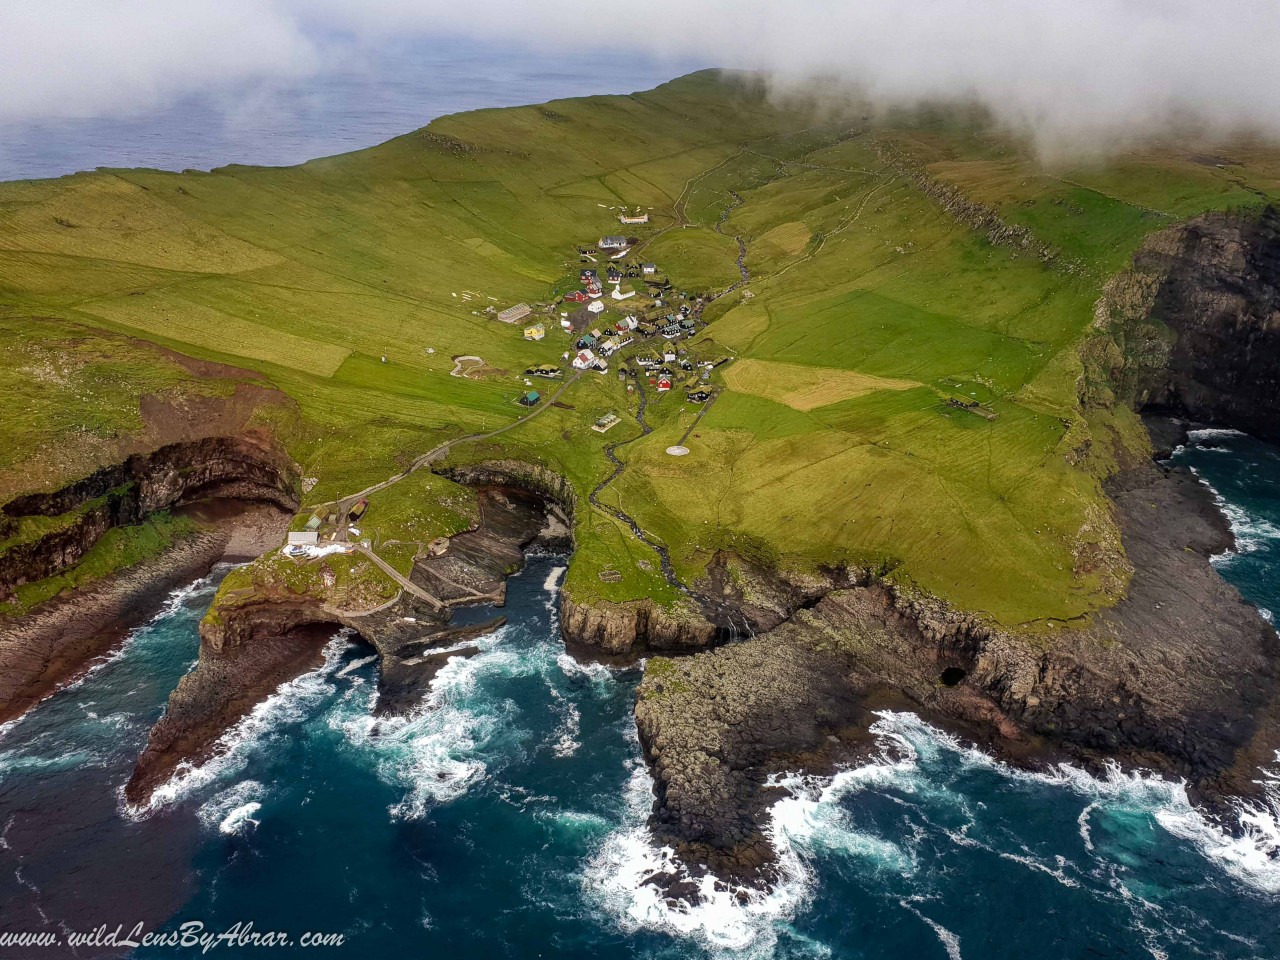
[125,484,562,808]
[0,500,291,728]
[629,424,1279,888]
[2,201,1278,899]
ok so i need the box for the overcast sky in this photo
[4,1,1280,158]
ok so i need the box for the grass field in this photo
[723,358,918,411]
[4,70,1280,627]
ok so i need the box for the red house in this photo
[657,377,672,392]
[564,290,589,303]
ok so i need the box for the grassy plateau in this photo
[4,70,1280,628]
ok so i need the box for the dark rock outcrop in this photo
[126,483,558,808]
[561,595,717,657]
[1092,206,1280,444]
[635,460,1279,885]
[1137,207,1280,442]
[0,502,291,727]
[0,433,298,600]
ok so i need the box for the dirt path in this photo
[449,355,484,378]
[313,370,584,515]
[351,544,444,612]
[675,389,720,447]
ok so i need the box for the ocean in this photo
[1,428,1278,958]
[1,51,1279,957]
[0,37,699,182]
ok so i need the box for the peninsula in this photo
[2,70,1279,891]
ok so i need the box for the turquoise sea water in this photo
[1,432,1279,958]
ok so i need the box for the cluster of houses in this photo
[625,348,717,400]
[488,224,718,405]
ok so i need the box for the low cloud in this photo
[4,1,1280,158]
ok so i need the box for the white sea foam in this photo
[335,655,378,678]
[127,633,354,819]
[900,899,963,960]
[23,574,221,715]
[875,711,1280,895]
[1187,428,1246,442]
[219,802,262,835]
[586,760,811,957]
[549,690,581,759]
[543,565,567,593]
[1186,465,1280,556]
[198,780,266,835]
[336,629,519,818]
[589,709,1280,955]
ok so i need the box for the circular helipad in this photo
[666,445,690,457]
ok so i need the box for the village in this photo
[282,213,730,563]
[488,219,727,411]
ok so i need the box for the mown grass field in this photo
[4,70,1280,626]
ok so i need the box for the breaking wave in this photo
[128,633,355,819]
[199,780,267,836]
[1188,465,1280,556]
[585,710,1280,956]
[335,633,513,818]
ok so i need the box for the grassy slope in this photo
[3,71,1279,626]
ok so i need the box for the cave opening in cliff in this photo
[940,667,967,687]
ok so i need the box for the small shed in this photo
[497,303,532,324]
[519,390,541,407]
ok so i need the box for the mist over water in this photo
[0,37,698,181]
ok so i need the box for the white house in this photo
[611,284,636,301]
[598,235,628,250]
[663,349,678,363]
[587,300,605,314]
[573,349,596,370]
[641,263,657,275]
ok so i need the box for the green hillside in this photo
[4,70,1279,626]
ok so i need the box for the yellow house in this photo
[523,323,546,341]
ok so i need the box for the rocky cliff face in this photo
[635,459,1279,885]
[0,432,299,600]
[560,595,717,656]
[126,481,557,808]
[1092,206,1280,444]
